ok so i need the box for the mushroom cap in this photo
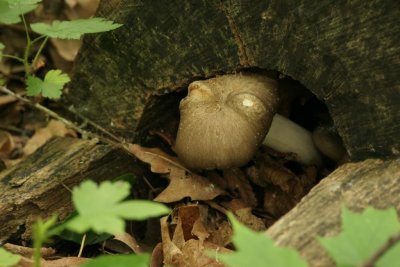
[175,73,278,169]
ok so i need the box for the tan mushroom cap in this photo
[175,73,279,170]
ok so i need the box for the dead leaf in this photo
[128,144,189,173]
[223,168,257,208]
[106,232,143,254]
[154,168,224,202]
[160,216,183,266]
[3,243,55,258]
[150,242,163,267]
[161,207,230,267]
[263,186,295,217]
[64,0,100,19]
[181,239,229,267]
[207,220,232,247]
[0,94,18,107]
[50,39,81,62]
[234,208,266,231]
[129,144,225,202]
[0,130,15,156]
[23,120,76,156]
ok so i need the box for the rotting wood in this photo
[67,0,400,161]
[266,158,400,267]
[0,137,140,242]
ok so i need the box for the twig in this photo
[359,231,400,267]
[0,86,126,150]
[67,104,122,143]
[1,86,89,137]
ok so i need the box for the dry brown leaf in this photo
[207,221,232,247]
[128,144,189,173]
[177,205,202,241]
[23,120,76,156]
[162,206,229,267]
[160,216,183,266]
[50,39,81,62]
[0,130,15,156]
[154,168,224,202]
[129,144,225,202]
[263,186,295,217]
[18,256,88,267]
[106,232,143,254]
[181,239,229,267]
[150,242,164,267]
[0,94,17,107]
[3,243,55,258]
[234,208,266,232]
[64,0,100,19]
[223,168,257,208]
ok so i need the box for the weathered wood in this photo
[67,0,400,161]
[266,159,400,266]
[0,137,139,242]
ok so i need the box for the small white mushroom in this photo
[263,114,322,166]
[175,73,322,170]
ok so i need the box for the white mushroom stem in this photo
[263,114,323,167]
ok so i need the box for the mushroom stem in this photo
[263,114,322,166]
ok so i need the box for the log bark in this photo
[67,0,400,161]
[0,137,139,242]
[266,158,400,266]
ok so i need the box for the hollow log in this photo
[267,159,400,266]
[0,137,138,242]
[67,0,400,161]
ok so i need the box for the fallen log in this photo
[0,137,139,242]
[267,159,400,266]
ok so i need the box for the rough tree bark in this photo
[67,0,400,161]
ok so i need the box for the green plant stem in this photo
[33,237,41,267]
[31,36,49,69]
[359,231,400,267]
[19,5,32,76]
[78,234,86,258]
[1,54,25,63]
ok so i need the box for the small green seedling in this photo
[0,0,122,99]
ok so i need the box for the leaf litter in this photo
[0,1,321,266]
[128,142,318,266]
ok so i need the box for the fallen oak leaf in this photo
[128,144,225,202]
[127,144,190,173]
[154,168,224,202]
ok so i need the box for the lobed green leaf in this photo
[31,18,123,39]
[218,213,308,267]
[0,248,21,267]
[26,70,70,98]
[66,180,169,235]
[318,206,400,267]
[0,0,40,24]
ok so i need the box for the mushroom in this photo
[175,73,322,170]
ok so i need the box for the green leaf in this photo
[26,70,70,98]
[32,216,58,246]
[0,248,21,267]
[0,0,40,24]
[318,206,400,267]
[30,18,123,39]
[0,42,4,61]
[218,213,308,267]
[79,254,150,267]
[66,180,169,235]
[26,75,42,96]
